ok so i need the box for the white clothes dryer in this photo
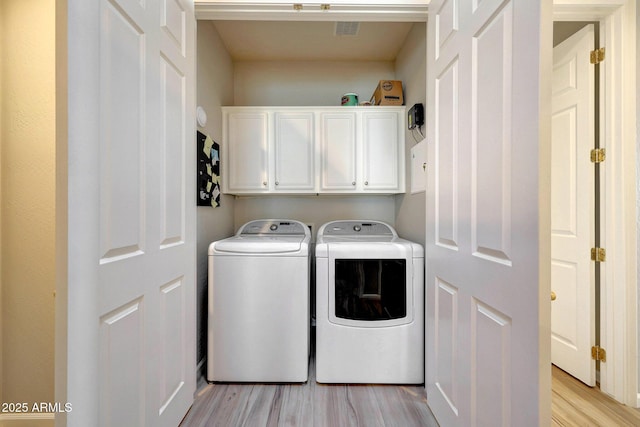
[315,220,424,384]
[207,219,310,382]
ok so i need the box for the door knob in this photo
[551,291,557,301]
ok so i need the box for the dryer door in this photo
[327,243,414,328]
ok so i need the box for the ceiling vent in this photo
[334,22,360,36]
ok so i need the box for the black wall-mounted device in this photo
[407,103,424,130]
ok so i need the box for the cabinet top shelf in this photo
[222,105,406,110]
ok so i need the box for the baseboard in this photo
[196,356,208,392]
[636,392,640,408]
[197,356,206,376]
[0,414,54,420]
[0,413,54,427]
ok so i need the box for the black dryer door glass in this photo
[334,259,406,321]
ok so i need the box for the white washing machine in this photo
[315,220,424,384]
[207,219,310,382]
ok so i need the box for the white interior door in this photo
[65,0,196,425]
[425,0,551,425]
[550,24,596,387]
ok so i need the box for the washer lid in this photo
[211,235,307,254]
[238,219,309,237]
[210,219,310,255]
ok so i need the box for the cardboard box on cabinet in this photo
[370,80,403,105]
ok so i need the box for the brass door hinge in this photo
[590,148,606,163]
[591,247,606,262]
[590,47,605,64]
[592,345,607,362]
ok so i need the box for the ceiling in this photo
[210,21,416,61]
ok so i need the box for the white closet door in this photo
[425,0,551,425]
[66,0,196,425]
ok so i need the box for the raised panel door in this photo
[425,0,551,425]
[224,111,269,192]
[274,112,315,191]
[67,0,196,426]
[320,112,357,191]
[551,24,596,387]
[362,110,404,192]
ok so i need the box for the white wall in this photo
[234,60,395,106]
[636,0,640,398]
[196,20,236,374]
[393,22,426,246]
[234,195,396,236]
[0,0,56,422]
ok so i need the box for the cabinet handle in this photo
[352,181,356,186]
[365,181,369,186]
[275,181,279,186]
[262,181,267,186]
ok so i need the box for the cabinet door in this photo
[225,112,269,192]
[362,111,403,191]
[274,112,315,191]
[320,112,357,191]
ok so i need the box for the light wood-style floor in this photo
[180,357,437,427]
[551,365,640,426]
[181,363,640,426]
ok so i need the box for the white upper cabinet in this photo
[224,111,269,192]
[319,112,357,191]
[274,112,315,191]
[222,106,405,195]
[362,110,403,192]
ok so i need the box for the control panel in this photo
[320,221,396,237]
[239,220,309,236]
